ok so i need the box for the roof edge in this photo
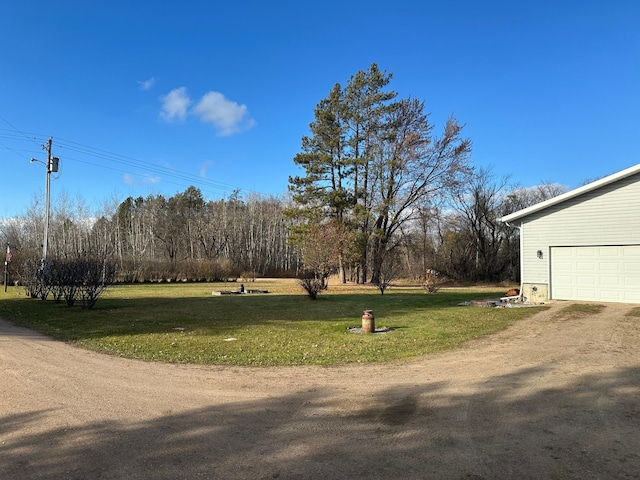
[501,163,640,223]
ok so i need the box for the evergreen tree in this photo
[289,64,471,284]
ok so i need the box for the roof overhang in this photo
[501,163,640,224]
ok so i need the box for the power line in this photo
[0,129,49,160]
[55,138,244,194]
[0,125,273,200]
[61,154,240,198]
[0,118,46,147]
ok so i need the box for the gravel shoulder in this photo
[1,302,639,479]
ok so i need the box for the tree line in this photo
[2,187,298,285]
[1,179,562,287]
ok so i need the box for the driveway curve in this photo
[1,302,639,479]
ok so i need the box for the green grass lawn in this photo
[0,280,545,366]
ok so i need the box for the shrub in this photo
[423,269,441,294]
[374,252,399,295]
[20,252,117,309]
[19,257,50,300]
[78,255,117,309]
[48,257,82,306]
[298,277,325,299]
[297,270,328,299]
[240,271,258,282]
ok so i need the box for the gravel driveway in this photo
[1,302,639,479]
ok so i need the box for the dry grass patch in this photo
[555,303,606,319]
[624,307,640,318]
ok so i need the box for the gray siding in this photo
[519,173,640,284]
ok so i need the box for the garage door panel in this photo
[624,277,640,286]
[622,247,640,258]
[600,262,621,273]
[555,274,573,283]
[600,276,621,286]
[575,288,597,298]
[624,291,640,302]
[553,288,572,298]
[600,290,622,302]
[551,246,640,303]
[624,262,640,273]
[576,262,596,273]
[554,248,574,258]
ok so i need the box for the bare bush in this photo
[297,270,328,300]
[20,252,116,309]
[48,259,66,303]
[423,269,441,293]
[241,271,258,282]
[59,258,83,306]
[373,252,398,295]
[20,257,50,300]
[298,277,325,300]
[78,255,117,309]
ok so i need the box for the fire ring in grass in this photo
[347,326,395,334]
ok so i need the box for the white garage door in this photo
[551,246,640,303]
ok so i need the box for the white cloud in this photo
[158,87,255,135]
[144,174,162,184]
[138,77,156,91]
[199,160,213,178]
[123,173,162,186]
[193,91,254,136]
[160,87,191,122]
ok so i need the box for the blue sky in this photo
[1,0,639,219]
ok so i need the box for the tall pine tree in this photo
[289,64,471,284]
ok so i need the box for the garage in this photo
[501,163,640,304]
[551,246,640,303]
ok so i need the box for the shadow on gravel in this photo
[2,366,639,480]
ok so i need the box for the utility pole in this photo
[31,137,59,261]
[43,137,52,261]
[4,243,9,293]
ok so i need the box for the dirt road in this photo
[1,302,639,479]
